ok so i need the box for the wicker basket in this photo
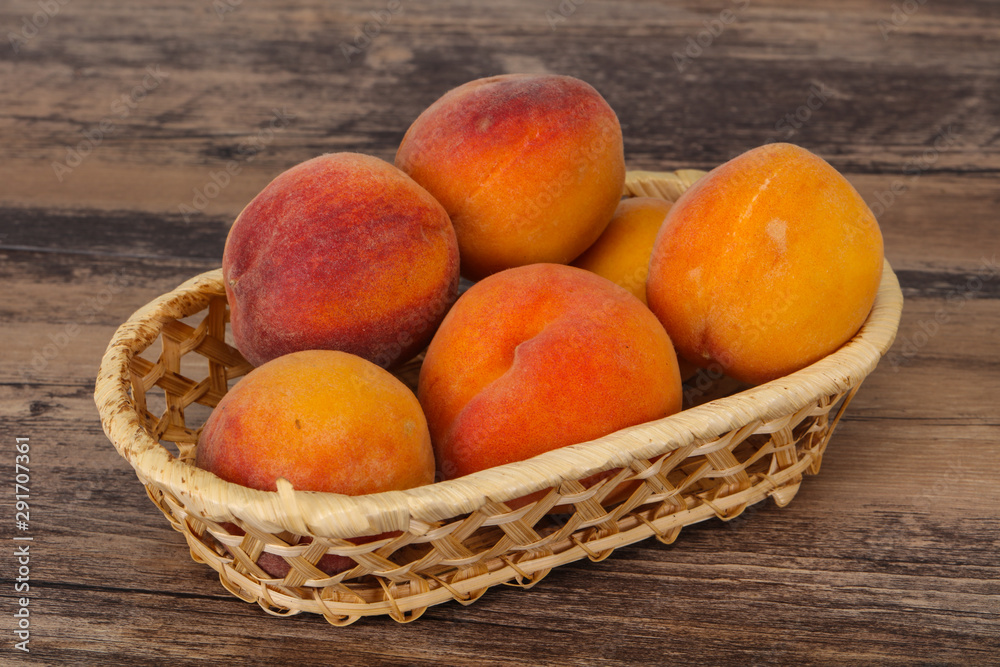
[95,169,904,625]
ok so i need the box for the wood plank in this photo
[1,1,997,215]
[5,493,997,664]
[2,0,998,662]
[3,248,997,387]
[3,171,999,276]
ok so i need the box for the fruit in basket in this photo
[571,196,700,382]
[195,349,435,576]
[418,263,682,493]
[395,73,625,280]
[646,142,884,385]
[223,152,459,369]
[196,350,434,494]
[571,196,672,305]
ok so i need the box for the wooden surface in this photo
[2,1,998,664]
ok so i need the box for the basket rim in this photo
[94,170,904,538]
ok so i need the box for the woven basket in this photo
[95,169,903,625]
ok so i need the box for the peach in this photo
[196,349,435,576]
[223,152,459,369]
[418,263,682,494]
[395,74,625,280]
[572,196,672,305]
[646,143,884,385]
[571,197,701,383]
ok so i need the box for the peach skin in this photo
[646,143,884,385]
[571,196,699,382]
[223,152,459,369]
[417,263,682,501]
[396,74,625,280]
[196,349,436,577]
[572,196,672,305]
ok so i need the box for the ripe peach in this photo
[418,263,682,494]
[196,349,435,576]
[396,74,625,280]
[571,197,701,383]
[571,196,672,305]
[223,152,459,369]
[646,143,884,385]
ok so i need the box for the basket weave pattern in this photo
[95,170,903,625]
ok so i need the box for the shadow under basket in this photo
[94,169,904,626]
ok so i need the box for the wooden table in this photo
[2,1,997,664]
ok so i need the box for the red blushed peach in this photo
[647,143,884,385]
[396,74,625,280]
[223,152,459,369]
[196,350,435,577]
[418,264,682,501]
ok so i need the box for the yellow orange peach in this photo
[195,349,435,576]
[572,196,672,304]
[646,143,884,385]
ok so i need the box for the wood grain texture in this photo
[1,0,998,664]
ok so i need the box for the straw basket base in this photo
[130,322,856,624]
[95,169,903,625]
